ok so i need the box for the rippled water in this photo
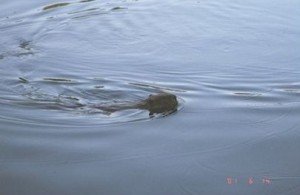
[1,0,300,194]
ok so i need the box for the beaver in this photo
[93,93,178,115]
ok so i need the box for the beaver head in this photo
[145,93,178,115]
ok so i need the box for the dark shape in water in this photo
[19,77,29,83]
[43,3,70,11]
[79,0,95,3]
[19,41,31,51]
[43,77,74,83]
[94,93,178,115]
[111,7,127,11]
[17,77,178,116]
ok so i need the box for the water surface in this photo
[1,0,300,194]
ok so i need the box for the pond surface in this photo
[1,0,300,194]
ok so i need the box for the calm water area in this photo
[1,0,300,194]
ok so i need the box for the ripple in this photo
[0,39,35,60]
[0,76,183,127]
[43,3,70,11]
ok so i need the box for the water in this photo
[1,0,300,194]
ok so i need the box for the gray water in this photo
[1,0,300,194]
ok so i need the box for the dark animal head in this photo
[146,93,178,115]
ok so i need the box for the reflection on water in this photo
[43,3,70,11]
[2,75,182,125]
[0,40,34,59]
[1,0,300,194]
[35,77,178,116]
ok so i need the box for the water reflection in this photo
[0,0,300,194]
[43,3,70,11]
[1,75,183,125]
[0,40,34,59]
